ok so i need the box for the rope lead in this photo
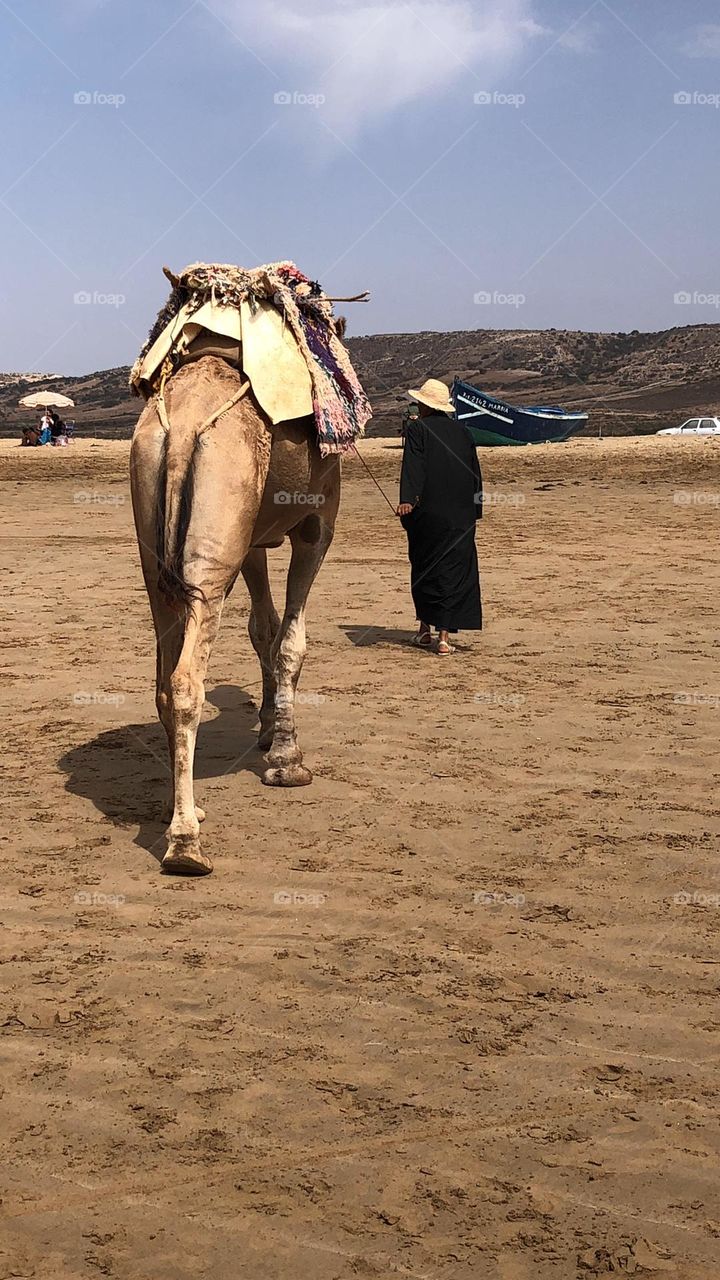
[351,443,397,515]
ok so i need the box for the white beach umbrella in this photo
[19,390,75,409]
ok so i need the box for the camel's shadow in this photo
[59,684,263,863]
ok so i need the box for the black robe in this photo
[400,413,483,631]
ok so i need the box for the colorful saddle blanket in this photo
[130,261,372,455]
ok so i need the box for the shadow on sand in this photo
[341,625,470,654]
[59,684,264,864]
[341,625,413,649]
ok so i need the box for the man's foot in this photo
[437,638,456,655]
[411,629,432,648]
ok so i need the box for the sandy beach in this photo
[1,432,719,1279]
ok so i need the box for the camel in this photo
[130,353,341,876]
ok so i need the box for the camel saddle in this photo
[134,297,314,424]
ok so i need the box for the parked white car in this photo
[657,417,720,436]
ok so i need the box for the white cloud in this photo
[683,23,720,58]
[211,0,543,133]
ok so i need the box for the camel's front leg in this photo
[262,517,333,787]
[241,547,280,751]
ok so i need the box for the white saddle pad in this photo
[136,298,313,424]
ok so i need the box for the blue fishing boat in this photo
[452,378,588,447]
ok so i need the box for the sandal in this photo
[436,639,456,656]
[411,631,433,648]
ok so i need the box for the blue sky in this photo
[1,0,719,373]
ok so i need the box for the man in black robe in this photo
[396,378,482,655]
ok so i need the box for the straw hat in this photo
[407,378,454,415]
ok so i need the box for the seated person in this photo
[21,423,40,446]
[50,411,66,445]
[37,411,53,445]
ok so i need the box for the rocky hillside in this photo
[2,324,719,440]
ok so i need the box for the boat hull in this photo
[452,378,588,447]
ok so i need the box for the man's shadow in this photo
[341,625,411,648]
[342,625,469,653]
[58,684,263,863]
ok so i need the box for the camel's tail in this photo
[154,416,205,613]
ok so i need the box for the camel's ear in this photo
[163,265,180,288]
[334,315,347,340]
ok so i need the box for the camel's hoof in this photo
[262,764,313,787]
[161,837,213,876]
